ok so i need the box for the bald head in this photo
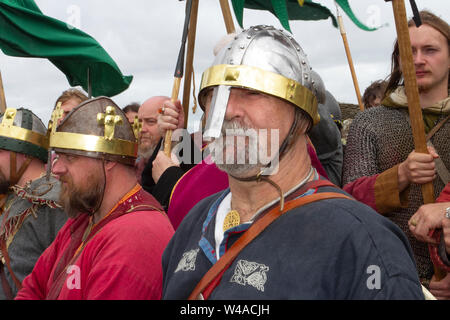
[137,96,170,159]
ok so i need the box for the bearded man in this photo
[342,10,449,290]
[0,108,66,300]
[16,97,174,300]
[161,26,424,299]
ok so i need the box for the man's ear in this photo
[104,160,117,172]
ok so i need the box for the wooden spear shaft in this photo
[0,70,7,113]
[389,0,445,281]
[164,0,193,156]
[336,13,364,111]
[219,0,236,33]
[181,0,199,129]
[390,0,434,203]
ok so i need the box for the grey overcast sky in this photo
[0,0,448,131]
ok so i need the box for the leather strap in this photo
[0,207,23,292]
[425,115,450,185]
[426,140,450,185]
[9,152,32,187]
[0,263,14,300]
[188,188,352,300]
[0,239,22,292]
[425,114,450,141]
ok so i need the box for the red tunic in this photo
[15,186,174,300]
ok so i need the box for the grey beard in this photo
[138,144,157,160]
[209,120,264,178]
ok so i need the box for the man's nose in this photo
[51,155,65,177]
[224,89,244,121]
[413,50,425,65]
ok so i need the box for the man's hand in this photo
[152,150,180,183]
[430,273,450,300]
[443,213,450,255]
[157,100,184,137]
[409,202,450,244]
[398,146,438,191]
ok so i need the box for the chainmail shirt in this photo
[343,105,450,280]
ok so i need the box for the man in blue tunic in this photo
[162,26,424,300]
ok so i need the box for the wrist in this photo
[397,162,409,192]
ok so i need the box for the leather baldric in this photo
[0,203,23,299]
[188,180,353,300]
[426,114,450,185]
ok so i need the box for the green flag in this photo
[231,0,376,33]
[0,0,132,97]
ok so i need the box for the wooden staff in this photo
[0,70,7,113]
[164,0,194,156]
[388,0,445,280]
[87,67,92,98]
[182,0,199,129]
[219,0,236,33]
[335,4,364,111]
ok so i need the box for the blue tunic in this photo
[162,185,424,300]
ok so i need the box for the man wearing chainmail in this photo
[0,108,67,299]
[342,11,449,289]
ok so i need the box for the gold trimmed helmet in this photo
[199,25,323,139]
[49,97,137,165]
[0,108,48,162]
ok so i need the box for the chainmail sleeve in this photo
[342,108,380,186]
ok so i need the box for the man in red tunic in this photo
[16,97,174,300]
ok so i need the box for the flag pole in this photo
[0,70,7,113]
[164,0,193,156]
[386,0,445,281]
[219,0,236,33]
[182,0,199,129]
[87,67,92,98]
[335,2,364,111]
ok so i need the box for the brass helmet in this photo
[0,108,48,162]
[198,25,323,139]
[49,97,137,165]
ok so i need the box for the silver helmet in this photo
[199,25,322,139]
